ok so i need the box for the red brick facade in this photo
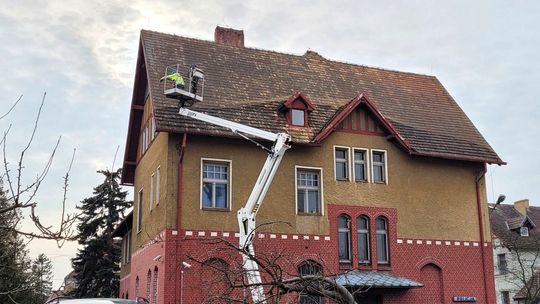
[122,204,495,304]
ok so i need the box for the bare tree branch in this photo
[0,95,23,121]
[0,93,79,244]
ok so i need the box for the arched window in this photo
[357,216,370,264]
[153,267,158,304]
[146,270,151,301]
[338,214,351,262]
[135,276,139,297]
[298,260,322,304]
[376,217,389,264]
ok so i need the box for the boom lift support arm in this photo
[178,107,291,303]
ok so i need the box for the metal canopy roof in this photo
[335,270,423,289]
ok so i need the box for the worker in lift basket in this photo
[160,70,185,89]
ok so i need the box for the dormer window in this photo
[282,92,315,128]
[521,227,529,237]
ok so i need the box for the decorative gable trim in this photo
[313,94,412,152]
[283,91,316,112]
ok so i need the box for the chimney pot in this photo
[214,26,244,47]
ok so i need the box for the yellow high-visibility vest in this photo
[160,72,185,85]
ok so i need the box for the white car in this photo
[46,298,149,304]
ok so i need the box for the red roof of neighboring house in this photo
[122,29,504,183]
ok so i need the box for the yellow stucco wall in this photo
[179,131,490,242]
[132,96,175,248]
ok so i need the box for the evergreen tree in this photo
[0,180,34,303]
[71,169,131,298]
[30,253,54,303]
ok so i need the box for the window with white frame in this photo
[357,216,370,264]
[156,167,160,205]
[334,147,349,180]
[353,149,368,182]
[202,160,230,209]
[150,174,155,210]
[371,150,387,183]
[137,189,143,232]
[151,117,156,140]
[338,214,351,262]
[376,217,389,264]
[296,169,322,214]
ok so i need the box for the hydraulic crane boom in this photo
[178,107,291,303]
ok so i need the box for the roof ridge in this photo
[140,29,439,80]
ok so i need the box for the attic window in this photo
[291,109,305,126]
[282,92,315,128]
[521,227,529,237]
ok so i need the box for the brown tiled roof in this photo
[490,203,540,250]
[139,29,503,164]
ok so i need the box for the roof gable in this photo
[313,94,411,151]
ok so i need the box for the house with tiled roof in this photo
[490,200,540,304]
[117,26,503,303]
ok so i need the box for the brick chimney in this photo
[214,26,244,47]
[514,199,530,215]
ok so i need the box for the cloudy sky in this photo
[1,0,539,289]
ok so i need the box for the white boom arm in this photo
[178,107,291,303]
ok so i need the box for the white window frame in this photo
[156,166,160,206]
[376,217,389,264]
[357,216,371,264]
[200,158,232,211]
[294,166,324,215]
[333,146,351,181]
[150,173,155,211]
[370,149,388,184]
[338,214,352,263]
[151,116,156,141]
[137,189,143,233]
[352,147,370,182]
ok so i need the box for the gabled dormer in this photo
[281,92,315,127]
[506,214,536,237]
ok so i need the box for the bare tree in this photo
[498,233,540,304]
[184,224,368,304]
[0,93,78,245]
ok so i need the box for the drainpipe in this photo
[475,163,491,303]
[174,133,188,303]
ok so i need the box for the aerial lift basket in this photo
[163,64,204,107]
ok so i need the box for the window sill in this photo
[202,207,230,212]
[355,180,368,183]
[335,178,349,181]
[357,263,372,270]
[297,212,322,216]
[372,181,387,184]
[339,262,353,270]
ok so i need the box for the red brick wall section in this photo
[128,233,166,303]
[120,205,496,304]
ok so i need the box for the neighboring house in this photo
[117,26,504,303]
[491,200,540,304]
